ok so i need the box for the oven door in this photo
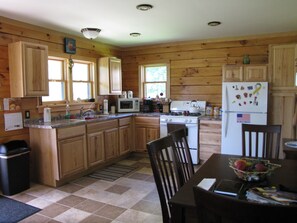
[160,122,199,164]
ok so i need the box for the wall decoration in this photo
[64,38,76,54]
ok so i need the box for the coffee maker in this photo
[142,99,154,112]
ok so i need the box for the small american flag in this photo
[237,114,250,123]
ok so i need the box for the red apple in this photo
[234,159,247,171]
[254,163,267,172]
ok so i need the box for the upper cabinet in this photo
[99,57,122,95]
[269,44,297,89]
[223,64,267,82]
[8,41,49,97]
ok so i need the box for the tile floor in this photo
[6,155,164,223]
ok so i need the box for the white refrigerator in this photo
[221,82,268,155]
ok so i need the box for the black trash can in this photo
[0,140,30,196]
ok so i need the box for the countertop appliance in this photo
[143,99,154,113]
[221,82,268,156]
[160,100,206,164]
[118,98,140,113]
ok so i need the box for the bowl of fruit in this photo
[229,158,281,182]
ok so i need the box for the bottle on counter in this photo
[214,107,219,117]
[103,99,108,115]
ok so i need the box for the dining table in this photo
[168,153,297,223]
[283,138,297,160]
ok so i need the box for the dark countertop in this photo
[24,112,161,129]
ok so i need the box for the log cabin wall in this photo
[0,16,121,143]
[121,33,297,106]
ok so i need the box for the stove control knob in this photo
[185,119,188,123]
[189,119,192,123]
[169,119,172,122]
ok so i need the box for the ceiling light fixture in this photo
[136,4,153,11]
[81,28,101,39]
[208,21,221,27]
[130,32,141,37]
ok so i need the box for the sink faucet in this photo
[80,106,84,118]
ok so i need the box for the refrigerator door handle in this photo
[224,112,229,137]
[225,84,229,112]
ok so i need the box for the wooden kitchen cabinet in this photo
[134,116,160,152]
[223,64,267,82]
[199,119,221,163]
[29,124,87,187]
[269,44,297,89]
[99,57,122,95]
[87,129,105,167]
[57,126,87,179]
[8,41,49,97]
[87,119,119,163]
[119,117,132,155]
[268,92,297,158]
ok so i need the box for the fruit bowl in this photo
[229,158,281,182]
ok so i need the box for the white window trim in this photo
[44,56,96,105]
[139,63,170,99]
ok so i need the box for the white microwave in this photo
[118,98,140,113]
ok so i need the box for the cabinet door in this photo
[104,128,119,160]
[244,65,267,82]
[199,120,221,162]
[109,58,122,94]
[24,43,49,96]
[119,125,131,155]
[135,127,147,152]
[99,57,122,95]
[147,127,160,143]
[58,135,87,179]
[269,92,297,158]
[8,41,49,97]
[222,65,243,82]
[87,131,105,167]
[269,44,297,88]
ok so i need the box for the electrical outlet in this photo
[25,110,30,119]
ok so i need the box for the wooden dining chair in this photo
[193,185,297,223]
[242,124,282,159]
[169,128,195,186]
[147,135,182,223]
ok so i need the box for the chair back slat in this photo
[242,124,281,159]
[147,135,182,223]
[169,128,195,186]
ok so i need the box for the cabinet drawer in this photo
[57,125,86,139]
[135,117,160,126]
[119,117,131,126]
[87,119,118,133]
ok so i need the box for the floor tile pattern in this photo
[4,156,165,223]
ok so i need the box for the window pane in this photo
[145,66,167,82]
[48,60,63,80]
[42,82,65,101]
[72,63,89,81]
[73,83,91,100]
[144,83,166,98]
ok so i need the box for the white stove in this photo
[160,100,206,164]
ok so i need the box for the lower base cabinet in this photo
[199,119,221,163]
[29,124,87,187]
[119,117,132,155]
[134,117,160,152]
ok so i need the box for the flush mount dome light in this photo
[208,21,221,26]
[136,4,153,11]
[81,28,101,39]
[130,32,141,37]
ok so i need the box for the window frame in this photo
[69,59,95,101]
[43,56,96,105]
[139,63,170,99]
